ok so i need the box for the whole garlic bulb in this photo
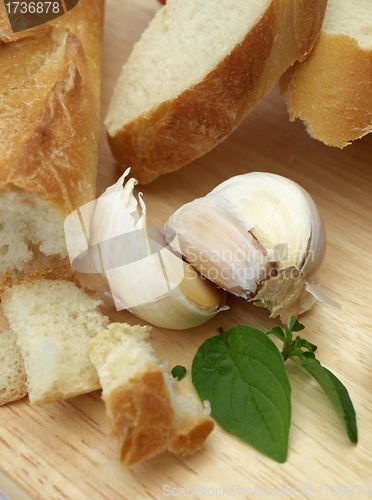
[165,172,336,324]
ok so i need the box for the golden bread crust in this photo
[280,31,372,148]
[293,0,329,58]
[107,0,327,184]
[108,368,175,468]
[169,416,215,455]
[0,328,27,406]
[103,367,214,469]
[0,381,27,406]
[0,0,104,214]
[0,264,96,306]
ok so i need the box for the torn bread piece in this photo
[0,265,109,405]
[0,0,104,276]
[88,323,215,469]
[105,0,327,183]
[0,330,27,406]
[280,0,372,147]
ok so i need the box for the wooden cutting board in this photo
[1,1,372,498]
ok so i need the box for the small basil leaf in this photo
[289,316,297,331]
[267,326,286,342]
[301,351,316,359]
[300,338,317,353]
[291,319,305,332]
[171,365,187,381]
[284,326,293,341]
[192,326,291,463]
[300,358,358,444]
[294,336,303,348]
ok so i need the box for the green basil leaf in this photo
[301,351,316,359]
[266,326,286,342]
[192,326,291,463]
[288,316,297,331]
[284,326,293,340]
[299,338,317,352]
[290,317,305,332]
[300,358,358,443]
[171,365,187,381]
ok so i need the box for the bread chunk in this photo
[88,323,215,469]
[105,0,327,183]
[0,330,27,406]
[0,265,109,405]
[281,0,372,147]
[0,0,104,275]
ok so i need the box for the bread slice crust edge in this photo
[280,30,372,148]
[0,0,104,215]
[106,0,327,184]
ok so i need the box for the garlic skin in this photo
[66,169,226,330]
[165,172,330,324]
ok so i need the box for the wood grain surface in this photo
[1,0,372,498]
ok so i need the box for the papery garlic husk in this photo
[85,170,226,330]
[165,172,334,325]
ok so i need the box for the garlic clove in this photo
[102,232,226,329]
[164,201,273,298]
[130,259,227,330]
[72,170,227,330]
[165,172,329,324]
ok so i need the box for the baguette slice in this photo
[280,0,372,148]
[0,330,27,406]
[88,323,215,469]
[0,265,109,405]
[105,0,327,184]
[0,0,104,276]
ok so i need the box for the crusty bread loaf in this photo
[105,0,327,184]
[280,0,372,148]
[0,0,104,276]
[0,265,109,405]
[88,323,215,469]
[0,330,27,406]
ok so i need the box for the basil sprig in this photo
[268,318,357,444]
[192,317,357,463]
